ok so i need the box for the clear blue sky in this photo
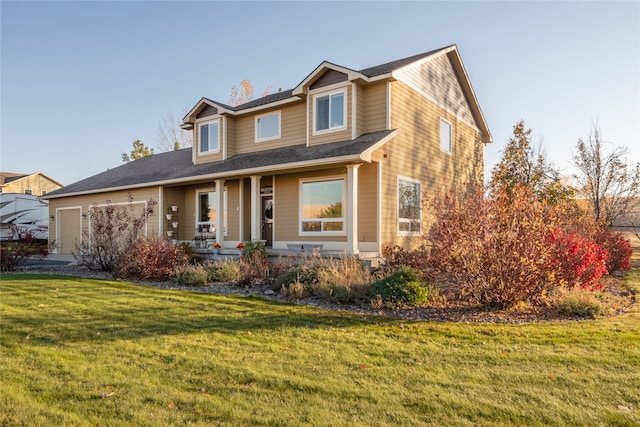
[2,1,638,186]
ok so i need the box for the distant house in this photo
[0,172,63,196]
[43,44,492,256]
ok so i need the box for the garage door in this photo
[58,208,81,255]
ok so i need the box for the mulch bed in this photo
[15,263,636,324]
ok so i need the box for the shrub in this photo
[0,226,48,272]
[368,267,430,309]
[381,244,430,272]
[76,195,156,271]
[235,241,272,284]
[427,185,556,307]
[206,259,242,283]
[547,229,608,290]
[175,264,209,286]
[278,253,371,303]
[114,235,187,281]
[596,230,632,273]
[552,287,604,317]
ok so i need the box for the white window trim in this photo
[194,187,227,237]
[299,175,347,236]
[255,110,281,143]
[312,88,347,135]
[440,117,452,154]
[198,118,221,154]
[397,176,422,236]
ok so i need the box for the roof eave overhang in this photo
[42,137,397,201]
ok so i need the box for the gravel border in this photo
[13,263,635,324]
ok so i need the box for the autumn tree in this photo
[490,120,573,204]
[122,139,154,162]
[156,111,192,152]
[572,122,640,226]
[228,79,272,107]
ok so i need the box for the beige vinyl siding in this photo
[3,174,62,196]
[308,85,352,146]
[226,116,236,157]
[356,84,365,137]
[274,168,348,242]
[357,161,378,243]
[379,80,483,247]
[394,53,478,129]
[233,103,306,154]
[362,81,388,134]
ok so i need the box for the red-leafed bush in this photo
[596,230,632,273]
[547,229,608,290]
[114,235,188,281]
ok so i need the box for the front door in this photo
[261,196,273,247]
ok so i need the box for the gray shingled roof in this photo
[358,46,451,77]
[45,130,395,197]
[205,46,452,112]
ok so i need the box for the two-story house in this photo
[44,44,491,256]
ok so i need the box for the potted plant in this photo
[171,205,178,212]
[236,242,244,254]
[166,230,173,237]
[212,242,221,255]
[166,214,173,220]
[172,222,179,229]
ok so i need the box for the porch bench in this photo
[286,244,324,253]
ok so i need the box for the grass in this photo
[1,272,639,426]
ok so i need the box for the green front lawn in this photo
[1,272,639,426]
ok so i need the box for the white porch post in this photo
[250,175,261,241]
[346,164,361,255]
[215,179,225,245]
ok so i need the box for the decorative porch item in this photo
[172,222,178,229]
[166,214,172,220]
[171,205,178,212]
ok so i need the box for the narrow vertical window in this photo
[314,90,345,132]
[440,118,452,153]
[199,121,220,153]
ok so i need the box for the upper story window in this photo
[440,118,452,153]
[199,120,220,153]
[398,177,421,235]
[300,177,345,235]
[314,90,345,133]
[255,111,281,142]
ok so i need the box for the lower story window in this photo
[300,178,345,234]
[398,177,421,235]
[196,189,227,236]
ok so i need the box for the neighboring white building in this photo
[0,193,49,240]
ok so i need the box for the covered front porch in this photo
[159,162,380,257]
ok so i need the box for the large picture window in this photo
[196,189,227,236]
[199,120,220,153]
[300,178,345,234]
[255,111,280,142]
[398,177,421,235]
[314,90,345,132]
